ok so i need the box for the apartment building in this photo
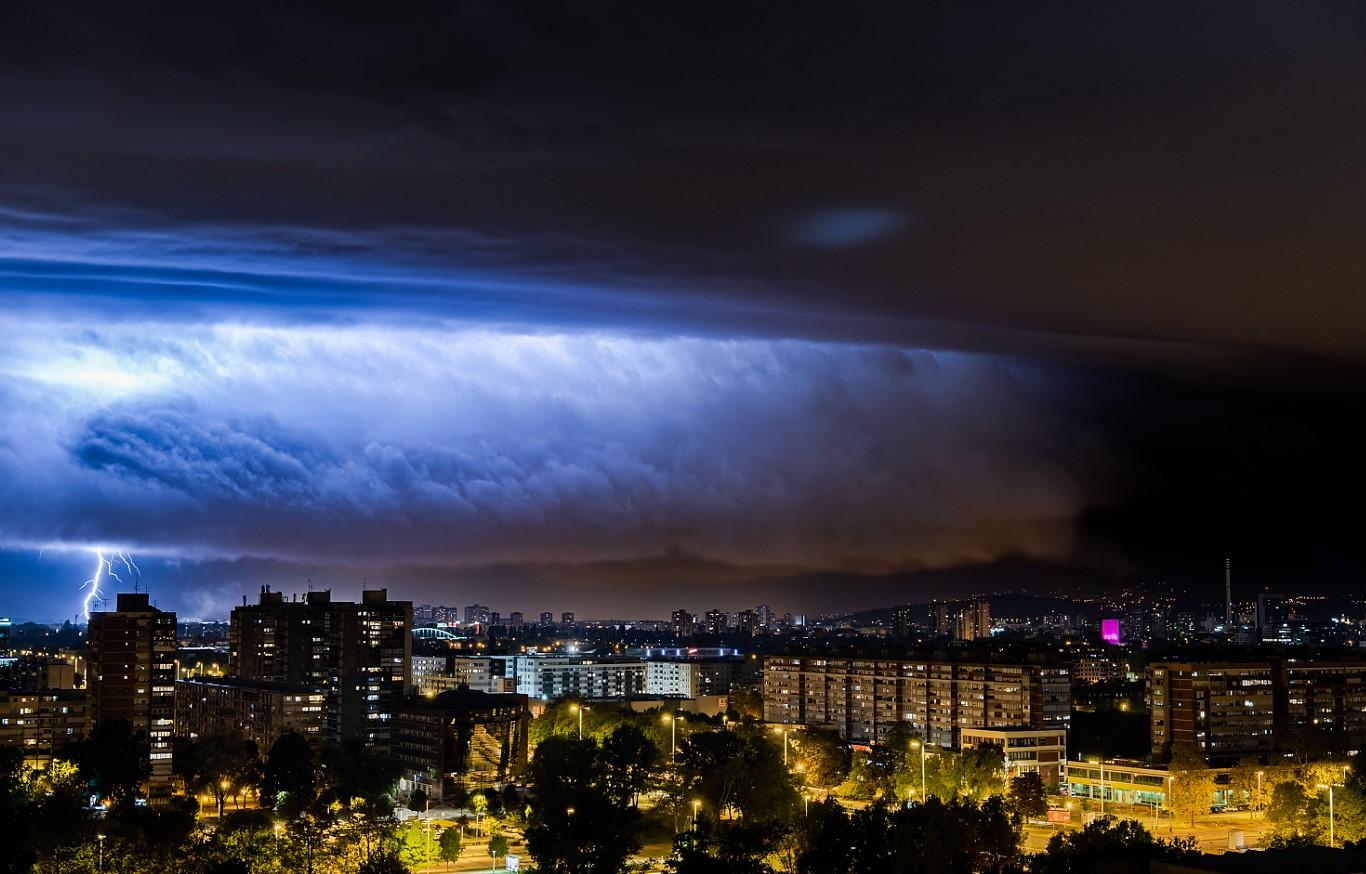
[230,587,412,747]
[0,689,87,767]
[764,655,1069,746]
[175,677,325,752]
[86,593,178,799]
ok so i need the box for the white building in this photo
[645,661,701,697]
[492,655,646,700]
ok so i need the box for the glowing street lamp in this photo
[1319,783,1344,847]
[663,713,685,761]
[691,799,701,829]
[772,726,791,767]
[910,739,926,800]
[569,703,588,740]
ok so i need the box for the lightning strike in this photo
[80,549,108,621]
[79,549,141,620]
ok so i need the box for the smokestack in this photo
[1225,557,1233,625]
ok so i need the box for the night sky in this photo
[2,3,1364,621]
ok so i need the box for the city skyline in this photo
[3,4,1366,622]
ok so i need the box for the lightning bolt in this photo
[79,549,141,620]
[80,549,108,621]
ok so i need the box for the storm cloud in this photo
[0,316,1100,582]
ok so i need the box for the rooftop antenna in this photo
[1224,557,1233,626]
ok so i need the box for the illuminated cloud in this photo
[0,316,1098,583]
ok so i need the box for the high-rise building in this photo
[735,610,759,636]
[508,612,524,627]
[891,604,915,638]
[560,612,575,626]
[86,593,177,798]
[764,654,1069,746]
[704,610,728,635]
[539,612,554,627]
[1256,593,1291,642]
[671,609,695,637]
[464,604,491,625]
[230,587,412,747]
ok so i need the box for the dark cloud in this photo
[1,4,1364,619]
[3,3,1366,365]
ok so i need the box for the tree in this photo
[488,833,510,872]
[358,849,410,874]
[676,729,799,824]
[263,733,316,797]
[790,729,849,793]
[920,744,1005,803]
[1034,817,1197,874]
[73,718,151,805]
[1167,746,1215,829]
[1008,771,1048,821]
[1316,782,1366,845]
[524,737,642,874]
[319,740,402,815]
[471,790,489,835]
[1228,756,1262,810]
[439,826,464,868]
[601,723,661,807]
[1267,780,1316,839]
[728,685,764,722]
[409,787,428,813]
[180,733,261,817]
[668,820,780,874]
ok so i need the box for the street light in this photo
[1319,783,1344,847]
[569,703,588,740]
[911,739,927,800]
[1255,771,1264,821]
[772,726,791,767]
[691,799,701,829]
[663,713,685,761]
[96,834,106,871]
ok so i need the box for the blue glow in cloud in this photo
[787,208,910,247]
[0,208,1104,619]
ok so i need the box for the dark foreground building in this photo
[86,593,177,799]
[392,687,530,803]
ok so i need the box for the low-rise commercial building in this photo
[392,688,530,802]
[959,727,1067,786]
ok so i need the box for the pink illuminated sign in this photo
[1101,618,1121,644]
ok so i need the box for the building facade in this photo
[959,727,1067,786]
[1145,659,1366,762]
[493,655,646,700]
[764,655,1069,746]
[175,677,325,752]
[392,688,530,802]
[230,587,412,747]
[645,661,701,697]
[0,689,87,767]
[86,593,177,798]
